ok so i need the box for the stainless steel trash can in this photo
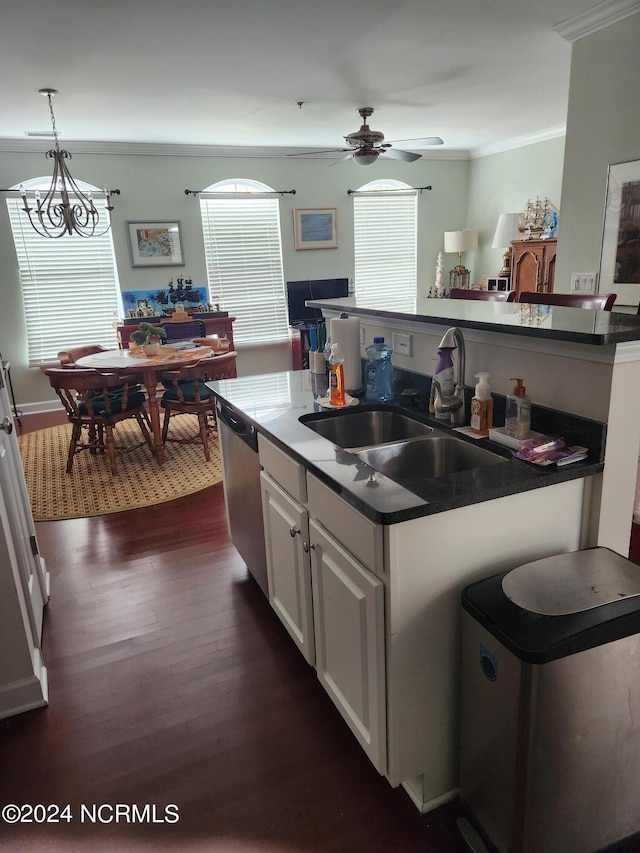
[459,547,640,853]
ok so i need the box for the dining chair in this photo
[160,320,206,342]
[44,368,154,475]
[58,343,144,402]
[159,352,238,461]
[57,344,108,367]
[518,291,617,310]
[449,288,515,302]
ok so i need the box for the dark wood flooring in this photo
[0,411,470,852]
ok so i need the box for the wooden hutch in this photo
[116,315,236,351]
[510,238,557,301]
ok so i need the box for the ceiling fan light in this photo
[353,149,379,167]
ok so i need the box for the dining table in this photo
[75,345,217,465]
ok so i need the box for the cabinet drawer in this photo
[258,434,307,503]
[307,473,383,575]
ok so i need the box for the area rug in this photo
[18,414,223,521]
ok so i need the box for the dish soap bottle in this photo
[505,377,531,440]
[470,372,493,436]
[328,343,346,407]
[365,337,394,402]
[430,346,455,421]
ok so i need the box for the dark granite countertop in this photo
[306,296,640,345]
[209,370,605,525]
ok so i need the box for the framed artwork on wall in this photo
[293,208,338,250]
[599,159,640,306]
[126,220,185,267]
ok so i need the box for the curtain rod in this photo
[347,185,432,196]
[185,188,296,197]
[0,188,120,197]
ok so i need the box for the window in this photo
[353,179,417,309]
[199,179,288,345]
[6,178,120,366]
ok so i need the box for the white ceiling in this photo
[0,0,624,158]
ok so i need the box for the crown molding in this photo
[469,126,566,160]
[0,136,470,161]
[554,0,640,42]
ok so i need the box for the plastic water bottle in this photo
[365,337,394,402]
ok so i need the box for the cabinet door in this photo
[309,519,386,774]
[542,242,557,294]
[260,472,315,665]
[512,244,543,298]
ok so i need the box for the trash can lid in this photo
[462,547,640,663]
[502,547,640,615]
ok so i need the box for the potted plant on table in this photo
[130,322,167,356]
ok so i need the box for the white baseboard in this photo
[401,776,458,813]
[0,652,48,720]
[14,400,60,417]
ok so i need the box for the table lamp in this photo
[444,229,478,289]
[491,213,520,278]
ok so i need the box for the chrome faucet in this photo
[431,327,466,426]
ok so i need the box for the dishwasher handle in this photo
[216,399,259,452]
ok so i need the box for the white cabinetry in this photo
[309,518,386,771]
[260,470,315,665]
[259,436,387,773]
[259,433,590,811]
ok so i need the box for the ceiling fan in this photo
[291,107,444,166]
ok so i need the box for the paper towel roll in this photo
[330,316,361,391]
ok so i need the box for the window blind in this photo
[6,197,120,366]
[200,196,289,345]
[353,191,418,309]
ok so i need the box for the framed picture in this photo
[599,160,640,306]
[293,208,338,250]
[126,220,185,267]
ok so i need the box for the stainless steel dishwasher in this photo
[216,399,268,596]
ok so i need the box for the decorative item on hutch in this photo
[519,197,559,239]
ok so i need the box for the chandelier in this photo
[19,88,119,238]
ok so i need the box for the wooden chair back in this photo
[518,291,617,310]
[58,344,108,367]
[450,288,515,302]
[43,368,152,474]
[160,353,238,405]
[159,353,238,461]
[160,320,206,341]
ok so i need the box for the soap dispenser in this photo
[470,373,493,436]
[430,346,455,421]
[505,377,531,440]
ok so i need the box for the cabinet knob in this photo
[0,417,13,435]
[302,541,315,553]
[289,526,300,538]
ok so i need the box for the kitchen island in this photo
[208,299,640,813]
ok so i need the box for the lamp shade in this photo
[444,229,478,253]
[491,213,520,249]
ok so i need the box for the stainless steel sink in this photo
[353,435,508,480]
[300,408,433,449]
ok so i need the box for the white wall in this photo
[467,136,566,282]
[0,149,469,407]
[556,13,640,296]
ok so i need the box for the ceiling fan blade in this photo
[329,153,353,167]
[380,147,422,163]
[387,136,444,147]
[286,148,350,157]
